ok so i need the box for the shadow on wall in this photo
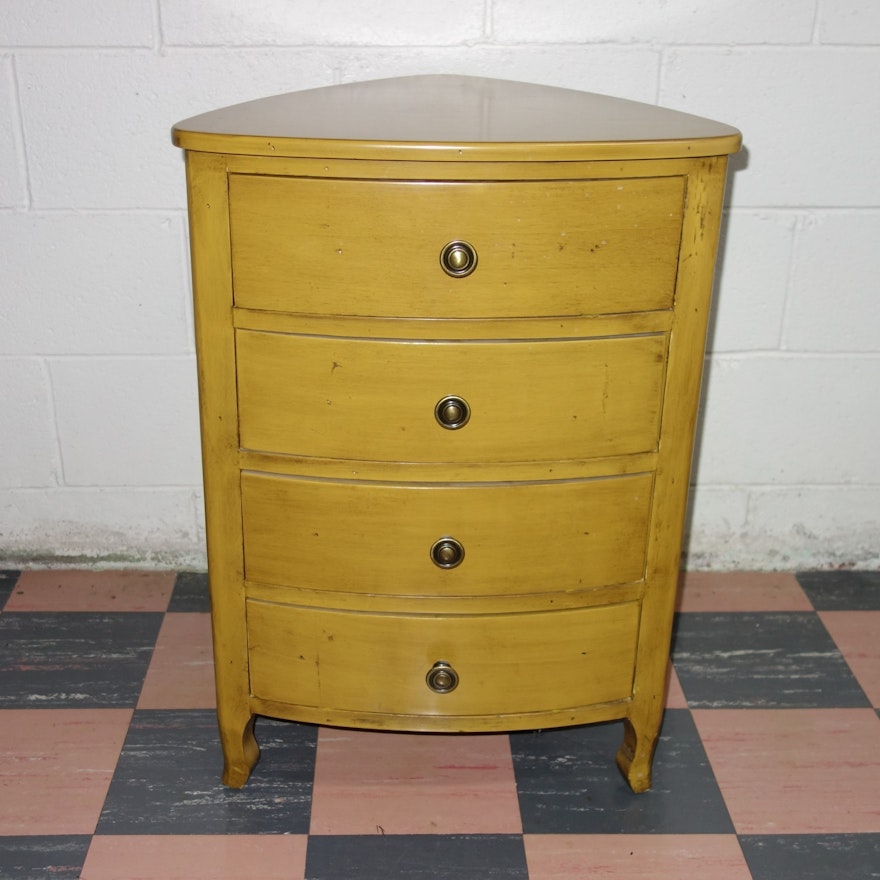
[681,143,749,567]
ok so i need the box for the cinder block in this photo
[684,486,880,570]
[161,0,483,46]
[0,57,26,207]
[661,48,880,207]
[0,212,191,355]
[0,359,61,489]
[746,486,880,569]
[337,45,661,104]
[695,354,880,485]
[491,0,815,43]
[16,46,665,211]
[0,487,204,566]
[708,210,796,353]
[818,0,880,44]
[682,485,750,570]
[685,484,750,540]
[16,51,334,209]
[50,356,202,487]
[786,211,880,352]
[0,0,153,46]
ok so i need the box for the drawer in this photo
[246,599,640,717]
[241,471,652,596]
[228,174,685,318]
[236,330,667,462]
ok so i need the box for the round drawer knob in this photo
[435,395,470,430]
[440,240,478,277]
[426,660,459,694]
[430,537,464,569]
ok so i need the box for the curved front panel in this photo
[241,471,652,597]
[229,174,685,317]
[236,330,667,462]
[246,600,640,717]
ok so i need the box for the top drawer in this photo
[228,174,685,318]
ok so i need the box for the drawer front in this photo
[241,471,652,596]
[247,599,639,716]
[229,174,684,317]
[236,330,667,462]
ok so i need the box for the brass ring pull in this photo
[430,537,464,569]
[435,395,470,430]
[440,240,478,277]
[426,660,459,694]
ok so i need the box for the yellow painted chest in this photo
[173,75,740,792]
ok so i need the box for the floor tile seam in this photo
[0,608,168,614]
[0,705,137,715]
[675,609,879,620]
[681,695,876,711]
[33,831,880,843]
[678,609,880,622]
[32,831,869,840]
[689,705,880,715]
[86,831,313,838]
[0,834,94,840]
[735,831,880,839]
[304,832,527,839]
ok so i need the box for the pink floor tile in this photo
[138,613,216,709]
[820,611,880,707]
[524,834,752,879]
[309,727,522,835]
[81,835,307,880]
[693,708,880,834]
[6,569,175,612]
[0,709,132,835]
[676,571,812,612]
[666,662,688,709]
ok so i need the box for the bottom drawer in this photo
[247,599,640,718]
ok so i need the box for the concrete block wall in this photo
[1,1,878,569]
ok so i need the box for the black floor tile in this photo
[739,833,880,880]
[796,571,880,611]
[0,612,163,708]
[168,571,211,612]
[0,570,21,611]
[304,835,529,880]
[0,835,90,880]
[511,711,733,834]
[96,711,317,835]
[671,612,871,708]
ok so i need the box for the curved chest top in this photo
[172,75,741,162]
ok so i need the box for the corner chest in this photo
[173,75,740,792]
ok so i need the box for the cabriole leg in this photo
[615,715,659,794]
[220,712,260,788]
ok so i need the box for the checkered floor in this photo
[0,569,878,879]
